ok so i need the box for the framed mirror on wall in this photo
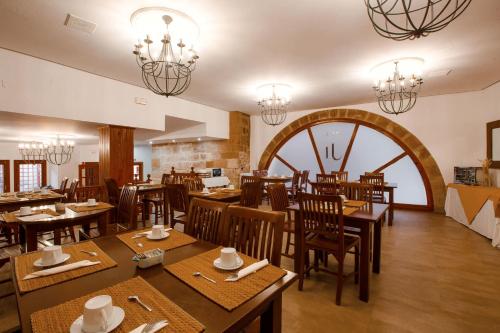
[487,120,500,168]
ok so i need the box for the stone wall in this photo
[151,111,250,186]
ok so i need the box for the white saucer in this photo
[33,253,71,267]
[70,306,125,333]
[86,203,98,207]
[146,232,170,240]
[213,256,244,270]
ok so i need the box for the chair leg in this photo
[336,258,344,306]
[154,203,159,225]
[354,245,359,285]
[298,249,305,291]
[305,249,311,277]
[314,250,319,272]
[284,231,291,256]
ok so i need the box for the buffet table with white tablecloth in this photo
[202,176,231,188]
[445,184,500,247]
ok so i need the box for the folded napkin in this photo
[225,259,269,282]
[23,260,101,280]
[129,320,168,333]
[132,228,172,238]
[18,213,53,222]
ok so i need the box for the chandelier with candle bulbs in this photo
[257,84,292,126]
[131,7,200,97]
[18,136,75,166]
[371,58,424,115]
[364,0,472,41]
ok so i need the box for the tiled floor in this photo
[1,210,500,332]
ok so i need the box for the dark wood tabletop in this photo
[12,235,297,333]
[189,190,242,203]
[0,191,64,212]
[260,176,292,183]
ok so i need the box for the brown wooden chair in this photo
[297,191,359,305]
[252,169,268,177]
[165,183,190,228]
[311,182,338,195]
[241,175,260,185]
[183,177,204,191]
[64,179,79,203]
[52,177,68,195]
[104,178,121,206]
[268,183,295,257]
[286,171,301,202]
[161,173,172,185]
[339,182,374,203]
[185,198,228,244]
[239,181,261,208]
[299,170,310,192]
[360,174,385,203]
[221,205,285,266]
[75,185,107,203]
[331,171,349,183]
[316,174,338,184]
[116,185,138,230]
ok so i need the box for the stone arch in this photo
[258,108,446,211]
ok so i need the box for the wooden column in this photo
[98,125,134,186]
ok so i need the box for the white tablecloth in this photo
[202,176,230,188]
[445,187,500,247]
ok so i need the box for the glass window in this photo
[310,122,355,173]
[19,163,42,192]
[383,156,427,205]
[268,157,293,177]
[0,164,4,194]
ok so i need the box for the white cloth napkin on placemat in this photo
[23,260,101,280]
[18,214,53,222]
[129,321,168,333]
[132,228,172,238]
[225,259,269,282]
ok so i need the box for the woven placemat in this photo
[165,247,287,311]
[116,228,197,254]
[1,208,60,224]
[31,276,205,333]
[22,191,61,199]
[66,202,114,213]
[15,241,117,294]
[344,200,367,208]
[343,207,359,215]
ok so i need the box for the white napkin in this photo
[18,214,53,222]
[132,228,172,239]
[23,260,101,280]
[129,321,168,333]
[225,259,269,282]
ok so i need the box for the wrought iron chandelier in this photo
[364,0,472,41]
[44,137,75,166]
[18,142,46,162]
[257,84,292,126]
[371,58,424,115]
[131,7,199,97]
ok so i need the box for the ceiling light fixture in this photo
[18,135,75,165]
[371,58,424,115]
[257,84,292,126]
[131,7,200,97]
[364,0,472,41]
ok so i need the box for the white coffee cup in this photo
[220,247,239,268]
[151,225,165,238]
[228,185,235,190]
[41,245,63,266]
[202,187,209,194]
[55,202,66,213]
[339,195,347,202]
[82,295,113,333]
[41,188,49,194]
[33,187,40,192]
[87,198,97,206]
[20,206,32,216]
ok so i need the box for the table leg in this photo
[53,229,61,245]
[260,294,282,333]
[26,226,37,252]
[373,220,381,274]
[359,224,371,302]
[388,188,394,226]
[97,212,109,236]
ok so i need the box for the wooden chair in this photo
[252,169,268,177]
[52,177,68,195]
[297,191,359,305]
[339,182,373,203]
[316,174,338,184]
[104,178,121,206]
[360,174,385,203]
[116,185,138,230]
[331,171,349,183]
[65,179,79,203]
[221,206,285,266]
[240,175,260,185]
[185,198,228,244]
[286,171,301,202]
[268,183,295,257]
[239,181,261,208]
[75,185,107,203]
[161,173,172,185]
[299,170,310,192]
[165,183,190,228]
[311,182,338,195]
[183,177,204,191]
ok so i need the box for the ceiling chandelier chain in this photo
[257,84,292,126]
[131,8,199,97]
[372,59,424,115]
[364,0,472,41]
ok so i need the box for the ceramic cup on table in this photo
[40,188,49,195]
[202,187,210,194]
[220,247,240,268]
[151,225,166,239]
[228,185,235,190]
[55,202,66,213]
[82,295,113,333]
[19,206,32,216]
[41,245,64,266]
[87,198,97,206]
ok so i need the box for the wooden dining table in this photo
[259,176,292,184]
[0,191,64,212]
[189,189,242,203]
[14,203,113,252]
[287,202,388,302]
[12,235,297,333]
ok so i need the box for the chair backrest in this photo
[161,173,172,185]
[311,182,338,195]
[66,179,79,203]
[316,174,337,184]
[252,170,268,177]
[241,175,260,185]
[339,182,373,203]
[268,183,289,212]
[239,181,261,208]
[331,171,348,183]
[185,198,228,244]
[165,183,190,213]
[299,170,310,192]
[75,185,107,203]
[297,191,345,253]
[172,173,194,184]
[116,185,138,229]
[183,177,204,191]
[104,178,121,205]
[221,206,284,266]
[59,177,68,192]
[360,174,384,202]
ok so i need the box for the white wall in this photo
[0,49,229,140]
[134,145,152,178]
[250,82,500,186]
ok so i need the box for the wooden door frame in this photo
[0,160,10,192]
[133,161,144,181]
[13,160,47,192]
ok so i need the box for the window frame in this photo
[14,160,47,192]
[0,160,10,193]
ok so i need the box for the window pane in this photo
[276,129,320,181]
[19,163,42,192]
[384,156,427,205]
[0,165,4,194]
[310,122,355,173]
[268,158,293,177]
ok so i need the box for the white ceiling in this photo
[0,0,498,114]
